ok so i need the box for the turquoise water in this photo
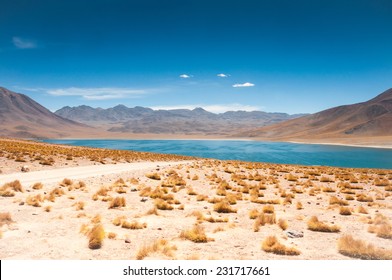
[43,139,392,169]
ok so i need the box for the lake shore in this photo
[0,138,391,260]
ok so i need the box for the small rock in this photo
[131,188,137,192]
[285,230,304,238]
[21,165,30,172]
[19,202,24,206]
[157,227,162,231]
[140,198,148,202]
[125,238,131,243]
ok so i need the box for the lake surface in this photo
[43,139,392,169]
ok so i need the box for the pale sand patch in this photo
[0,161,193,185]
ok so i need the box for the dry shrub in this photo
[262,235,300,256]
[213,201,237,213]
[146,173,161,180]
[262,205,275,214]
[122,220,147,230]
[26,194,43,207]
[278,219,289,230]
[357,194,373,202]
[253,213,276,232]
[357,205,368,214]
[74,201,85,211]
[136,239,177,260]
[368,214,392,239]
[88,224,105,249]
[338,235,392,260]
[1,180,24,196]
[60,178,73,187]
[154,199,173,210]
[146,206,159,215]
[0,212,13,227]
[329,196,349,206]
[180,225,211,243]
[249,209,259,219]
[44,205,52,212]
[339,206,352,216]
[296,201,303,210]
[307,216,340,232]
[32,182,43,190]
[109,197,126,209]
[108,232,117,239]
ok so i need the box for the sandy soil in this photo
[1,148,391,260]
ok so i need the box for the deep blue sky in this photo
[1,0,391,113]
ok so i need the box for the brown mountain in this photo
[241,88,392,142]
[55,105,305,136]
[0,87,94,138]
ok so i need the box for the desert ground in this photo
[0,138,391,260]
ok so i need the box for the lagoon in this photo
[43,139,392,169]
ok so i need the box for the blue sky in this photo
[1,0,391,114]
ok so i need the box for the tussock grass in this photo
[249,209,259,219]
[74,201,85,211]
[180,225,212,243]
[338,235,392,260]
[213,200,237,213]
[154,199,173,210]
[146,173,161,180]
[32,182,43,190]
[262,205,275,214]
[329,196,349,206]
[108,197,126,209]
[122,220,147,230]
[357,205,368,214]
[0,212,13,227]
[278,219,289,230]
[88,224,105,249]
[0,180,24,196]
[262,236,300,255]
[339,206,352,216]
[136,239,177,260]
[60,178,73,187]
[26,194,43,207]
[307,216,340,232]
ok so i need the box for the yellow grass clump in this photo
[121,220,147,230]
[26,194,43,207]
[108,197,126,209]
[136,239,177,260]
[339,206,352,216]
[180,225,212,243]
[88,224,105,249]
[32,182,43,190]
[0,212,13,227]
[262,236,300,255]
[213,200,237,213]
[307,216,340,232]
[154,198,173,210]
[338,235,392,260]
[278,218,289,230]
[146,173,161,180]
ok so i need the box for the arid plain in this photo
[0,138,391,260]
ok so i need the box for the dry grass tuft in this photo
[74,201,85,211]
[278,218,289,230]
[338,235,392,260]
[60,178,73,187]
[213,200,237,213]
[136,239,177,260]
[146,173,161,180]
[108,197,126,209]
[32,182,43,190]
[154,198,173,210]
[121,220,147,230]
[262,235,300,255]
[307,216,340,232]
[0,212,13,227]
[357,205,368,214]
[1,180,24,196]
[180,225,211,243]
[88,224,105,249]
[339,206,352,216]
[329,196,349,206]
[26,194,43,207]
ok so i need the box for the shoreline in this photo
[45,136,392,150]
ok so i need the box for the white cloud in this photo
[46,87,148,100]
[151,103,262,114]
[232,82,255,88]
[179,74,191,78]
[12,37,37,49]
[217,73,229,78]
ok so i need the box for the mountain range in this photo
[0,86,391,146]
[55,105,305,135]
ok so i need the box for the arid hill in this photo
[241,88,392,143]
[55,105,305,136]
[0,87,94,138]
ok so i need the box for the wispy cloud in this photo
[12,37,37,49]
[46,87,149,100]
[232,82,255,88]
[179,74,192,78]
[151,103,262,114]
[217,73,229,78]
